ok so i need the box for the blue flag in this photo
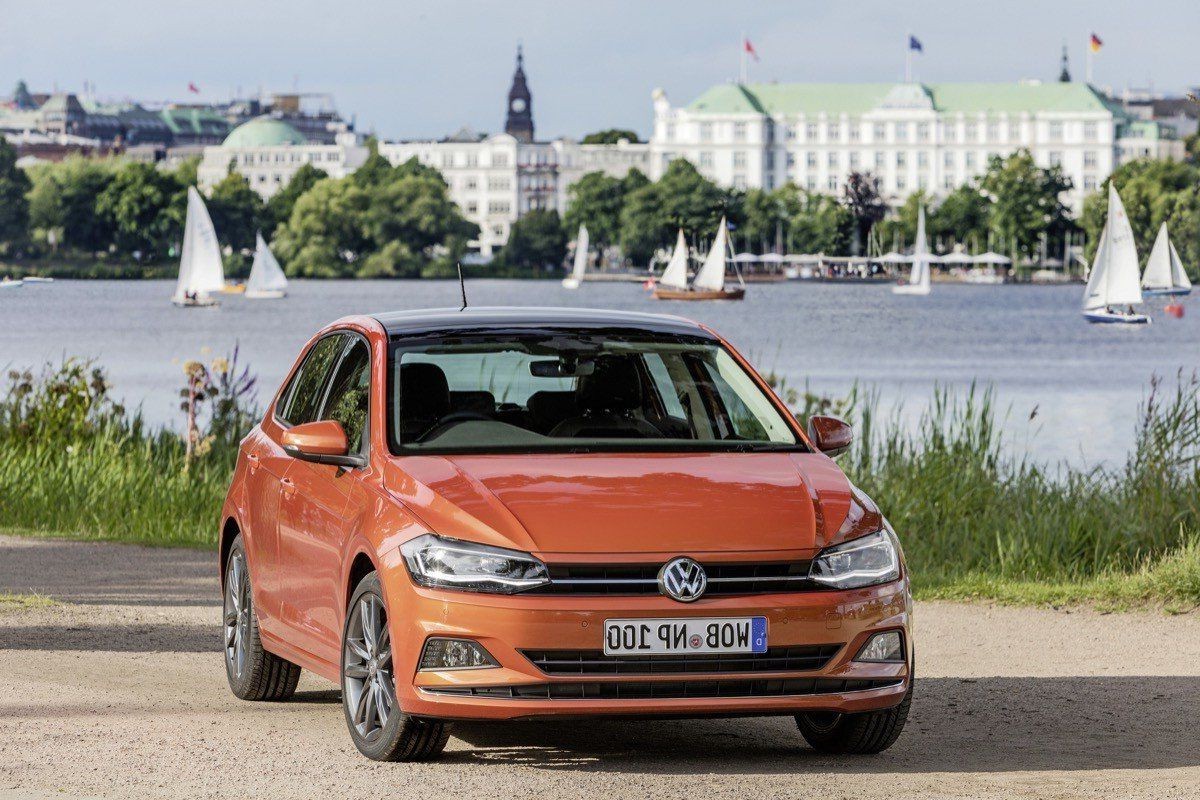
[909,35,923,52]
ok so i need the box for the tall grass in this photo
[0,360,1197,606]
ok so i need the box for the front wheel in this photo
[341,572,451,761]
[795,678,913,754]
[223,536,301,701]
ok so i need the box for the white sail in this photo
[894,206,932,294]
[1142,223,1174,291]
[1083,183,1142,310]
[246,232,288,295]
[173,187,225,302]
[657,229,690,290]
[692,217,729,292]
[1170,238,1192,290]
[562,225,589,288]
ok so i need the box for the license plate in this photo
[603,617,768,655]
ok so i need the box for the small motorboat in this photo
[1082,307,1150,325]
[0,277,23,289]
[22,276,53,284]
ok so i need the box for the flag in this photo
[909,35,923,53]
[1089,33,1103,53]
[187,82,200,94]
[744,38,759,62]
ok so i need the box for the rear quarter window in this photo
[276,334,347,426]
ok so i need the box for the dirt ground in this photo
[1,533,1198,800]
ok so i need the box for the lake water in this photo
[3,279,1197,466]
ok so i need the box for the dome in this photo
[223,116,307,147]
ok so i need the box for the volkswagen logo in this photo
[658,557,707,602]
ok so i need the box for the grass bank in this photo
[0,360,1197,609]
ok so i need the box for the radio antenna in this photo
[457,262,468,311]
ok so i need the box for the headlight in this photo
[809,529,900,589]
[400,533,550,594]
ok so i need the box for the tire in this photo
[223,535,301,701]
[341,572,451,762]
[795,677,913,754]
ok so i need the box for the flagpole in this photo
[1085,33,1093,84]
[740,31,747,84]
[905,34,912,83]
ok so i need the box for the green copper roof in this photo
[160,107,230,135]
[223,115,307,147]
[687,82,1113,115]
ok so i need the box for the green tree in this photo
[0,138,31,253]
[562,171,630,251]
[361,170,476,276]
[264,164,327,236]
[842,172,887,256]
[26,157,114,253]
[272,179,371,277]
[739,187,789,252]
[207,172,263,252]
[877,190,934,252]
[580,129,642,144]
[978,150,1072,259]
[94,162,184,258]
[787,191,852,254]
[497,209,568,271]
[930,185,990,252]
[620,160,732,264]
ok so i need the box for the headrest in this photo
[577,355,642,412]
[400,362,450,421]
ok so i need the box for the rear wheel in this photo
[795,678,913,754]
[223,536,301,701]
[341,572,451,761]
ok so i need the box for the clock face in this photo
[511,98,527,113]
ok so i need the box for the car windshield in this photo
[388,332,801,454]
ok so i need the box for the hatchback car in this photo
[220,307,912,761]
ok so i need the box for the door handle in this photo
[280,477,296,496]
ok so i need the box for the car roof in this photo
[372,306,717,339]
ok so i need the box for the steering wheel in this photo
[416,411,494,442]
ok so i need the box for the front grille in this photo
[424,677,900,700]
[530,561,815,596]
[523,645,841,676]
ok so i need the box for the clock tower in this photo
[504,45,534,143]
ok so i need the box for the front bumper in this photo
[384,570,912,722]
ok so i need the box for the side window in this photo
[319,339,371,453]
[277,334,346,426]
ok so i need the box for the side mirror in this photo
[281,420,365,468]
[806,415,853,458]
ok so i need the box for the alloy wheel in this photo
[223,551,251,680]
[343,594,395,742]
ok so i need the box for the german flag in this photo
[1089,33,1103,53]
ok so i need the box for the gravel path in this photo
[1,534,1198,799]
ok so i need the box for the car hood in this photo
[383,452,856,557]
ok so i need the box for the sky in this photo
[3,1,1197,141]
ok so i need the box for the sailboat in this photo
[1082,184,1149,324]
[652,217,745,301]
[1141,222,1192,297]
[172,187,225,307]
[562,224,589,289]
[245,232,289,299]
[893,207,932,295]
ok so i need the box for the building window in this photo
[487,201,511,214]
[699,122,713,142]
[1084,175,1098,191]
[849,122,861,142]
[965,123,978,142]
[849,151,860,169]
[765,151,775,169]
[493,153,508,167]
[874,151,885,169]
[786,152,796,167]
[806,152,817,168]
[827,176,839,191]
[1049,151,1063,167]
[896,175,907,190]
[827,151,838,168]
[733,151,747,168]
[917,151,929,167]
[1084,122,1098,142]
[805,176,816,190]
[733,175,747,189]
[965,151,977,169]
[1048,121,1064,142]
[487,177,510,191]
[805,122,818,141]
[466,201,478,214]
[873,122,886,141]
[986,122,999,141]
[784,124,797,140]
[943,151,954,168]
[699,151,714,169]
[766,175,775,190]
[733,122,747,141]
[827,122,840,141]
[895,122,909,142]
[917,123,930,142]
[1007,122,1020,141]
[896,151,907,167]
[942,175,955,190]
[1084,151,1098,169]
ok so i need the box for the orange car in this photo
[219,307,912,761]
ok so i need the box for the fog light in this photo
[419,637,498,670]
[855,631,904,663]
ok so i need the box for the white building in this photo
[198,116,367,198]
[648,80,1184,212]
